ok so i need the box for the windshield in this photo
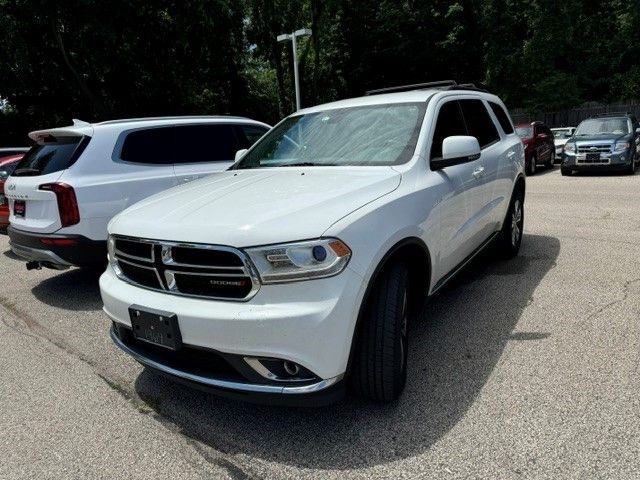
[233,103,426,169]
[552,129,573,139]
[515,126,533,139]
[575,118,630,136]
[13,135,88,176]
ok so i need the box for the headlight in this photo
[564,143,576,153]
[614,142,630,152]
[107,235,123,276]
[245,238,351,283]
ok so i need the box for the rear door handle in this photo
[472,166,485,179]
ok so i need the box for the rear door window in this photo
[488,102,515,134]
[12,136,88,177]
[430,101,468,159]
[459,99,500,148]
[173,124,239,163]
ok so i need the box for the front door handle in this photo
[472,166,485,179]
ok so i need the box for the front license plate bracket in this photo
[129,305,182,351]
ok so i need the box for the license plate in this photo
[13,200,25,217]
[129,305,182,350]
[586,153,600,162]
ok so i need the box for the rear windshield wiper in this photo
[12,168,40,176]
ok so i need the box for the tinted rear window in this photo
[488,102,514,134]
[174,125,237,163]
[119,124,248,164]
[13,136,88,176]
[120,127,174,164]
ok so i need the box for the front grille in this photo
[112,236,258,301]
[577,157,611,165]
[577,144,611,153]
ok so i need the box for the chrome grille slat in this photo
[112,236,259,301]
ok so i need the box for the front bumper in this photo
[100,264,366,404]
[7,226,107,267]
[562,151,633,172]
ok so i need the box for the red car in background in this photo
[0,154,24,231]
[515,121,555,175]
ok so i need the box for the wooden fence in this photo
[510,101,640,128]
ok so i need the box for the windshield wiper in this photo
[278,162,338,167]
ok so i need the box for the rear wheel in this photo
[496,189,524,258]
[351,263,409,402]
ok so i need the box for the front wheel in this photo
[496,189,524,258]
[351,263,409,402]
[527,155,537,175]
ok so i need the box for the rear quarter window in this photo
[120,127,174,164]
[12,136,89,177]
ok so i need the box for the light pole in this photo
[277,28,312,111]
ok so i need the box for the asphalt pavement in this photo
[0,167,638,479]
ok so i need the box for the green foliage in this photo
[0,0,638,143]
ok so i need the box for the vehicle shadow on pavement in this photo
[31,268,103,312]
[133,233,560,470]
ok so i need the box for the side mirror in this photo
[0,170,8,180]
[234,149,248,161]
[432,136,481,170]
[635,127,640,134]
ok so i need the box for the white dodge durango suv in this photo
[100,82,526,405]
[5,116,270,269]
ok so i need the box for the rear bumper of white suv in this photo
[8,226,107,269]
[100,264,366,405]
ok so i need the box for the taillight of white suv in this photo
[38,182,80,227]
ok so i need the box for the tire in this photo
[626,155,636,175]
[545,151,553,169]
[527,155,537,175]
[351,262,410,402]
[496,188,524,259]
[561,167,572,176]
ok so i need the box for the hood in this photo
[572,133,630,144]
[109,167,402,247]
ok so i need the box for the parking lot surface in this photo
[1,168,639,479]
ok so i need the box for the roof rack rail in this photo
[365,80,457,96]
[365,80,489,96]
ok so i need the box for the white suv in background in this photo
[100,81,525,405]
[5,116,270,270]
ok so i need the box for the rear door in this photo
[5,135,88,233]
[172,124,248,184]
